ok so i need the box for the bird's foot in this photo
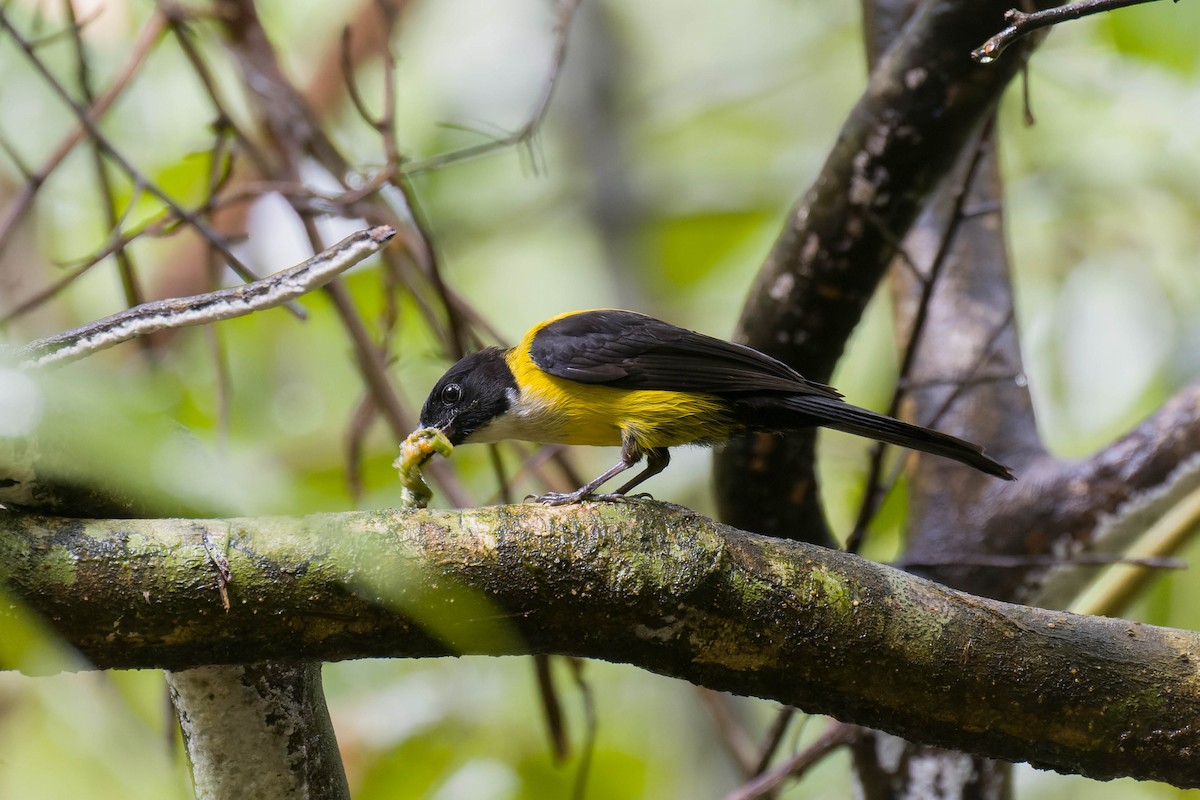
[526,490,589,506]
[526,490,654,506]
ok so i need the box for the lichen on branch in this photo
[1,503,1199,787]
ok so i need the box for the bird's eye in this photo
[441,383,463,405]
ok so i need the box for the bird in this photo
[417,309,1013,505]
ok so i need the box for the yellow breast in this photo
[502,318,734,451]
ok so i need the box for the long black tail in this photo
[736,394,1014,480]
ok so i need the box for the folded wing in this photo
[529,310,841,398]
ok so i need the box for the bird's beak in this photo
[431,419,461,445]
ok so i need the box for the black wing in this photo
[529,310,841,398]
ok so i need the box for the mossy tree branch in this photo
[2,504,1199,788]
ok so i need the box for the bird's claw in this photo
[525,491,655,506]
[526,491,584,506]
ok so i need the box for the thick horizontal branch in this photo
[1,505,1198,786]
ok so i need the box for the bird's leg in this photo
[611,447,670,496]
[531,435,645,506]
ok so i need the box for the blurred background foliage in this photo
[0,0,1198,797]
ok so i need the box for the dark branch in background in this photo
[987,386,1200,603]
[890,127,1200,613]
[727,723,858,800]
[845,126,999,554]
[846,0,1200,791]
[3,506,1200,788]
[719,0,1049,791]
[973,0,1171,63]
[718,0,1200,794]
[869,122,1033,800]
[714,0,1052,547]
[888,133,1038,595]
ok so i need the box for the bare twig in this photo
[211,0,475,508]
[568,658,597,800]
[159,4,270,173]
[726,723,857,800]
[752,707,798,778]
[63,0,148,323]
[534,654,570,762]
[1,200,223,326]
[15,226,395,368]
[898,553,1184,570]
[698,689,760,776]
[398,0,582,176]
[0,11,167,263]
[973,0,1169,63]
[0,9,271,297]
[1071,482,1200,617]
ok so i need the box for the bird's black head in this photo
[419,347,517,445]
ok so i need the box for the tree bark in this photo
[715,0,1050,544]
[167,662,350,800]
[2,505,1199,787]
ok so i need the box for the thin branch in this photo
[727,723,857,800]
[534,654,570,762]
[752,706,798,777]
[1071,481,1200,618]
[1,198,212,326]
[63,0,148,316]
[398,0,581,176]
[344,393,379,505]
[698,689,760,776]
[972,0,1169,63]
[568,658,597,800]
[13,226,395,368]
[900,553,1184,570]
[0,9,269,296]
[208,0,474,510]
[0,10,167,263]
[158,3,271,173]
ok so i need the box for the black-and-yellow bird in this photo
[418,310,1013,504]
